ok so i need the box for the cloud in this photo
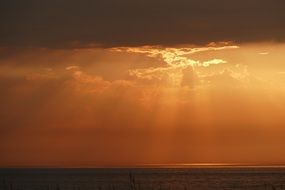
[65,65,80,70]
[113,45,236,87]
[202,59,227,67]
[1,0,285,48]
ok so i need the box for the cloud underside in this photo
[1,0,285,48]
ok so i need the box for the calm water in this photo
[1,168,285,190]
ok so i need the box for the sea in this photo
[1,167,285,190]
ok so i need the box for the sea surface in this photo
[1,167,285,190]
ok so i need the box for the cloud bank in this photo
[1,0,285,48]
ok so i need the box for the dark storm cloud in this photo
[1,0,285,48]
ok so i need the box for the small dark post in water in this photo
[129,173,136,190]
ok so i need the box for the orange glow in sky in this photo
[1,42,285,167]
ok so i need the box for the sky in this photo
[1,0,285,167]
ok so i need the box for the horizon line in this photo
[2,163,285,169]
